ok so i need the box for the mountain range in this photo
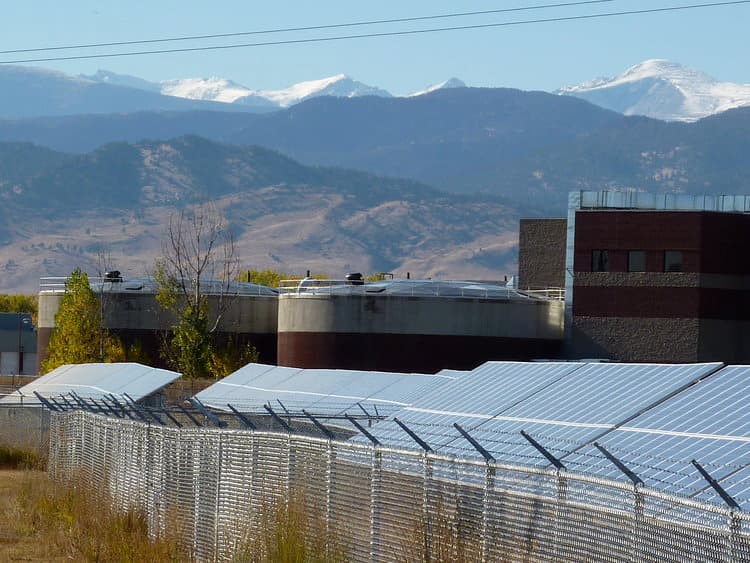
[2,60,748,121]
[2,86,750,211]
[0,87,626,201]
[1,59,750,292]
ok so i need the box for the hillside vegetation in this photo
[0,137,523,292]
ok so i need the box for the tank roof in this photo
[283,278,556,301]
[40,276,278,296]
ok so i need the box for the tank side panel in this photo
[278,295,564,338]
[277,294,564,371]
[278,332,561,372]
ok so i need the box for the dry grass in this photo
[1,465,346,563]
[0,445,45,471]
[0,469,187,562]
[398,498,478,563]
[232,492,347,563]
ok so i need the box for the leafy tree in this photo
[243,269,331,288]
[209,336,260,378]
[0,294,37,314]
[41,268,125,373]
[245,269,286,288]
[155,203,240,379]
[0,294,38,325]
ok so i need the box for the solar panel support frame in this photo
[89,398,110,416]
[98,397,123,418]
[48,396,68,412]
[453,422,495,463]
[302,409,335,440]
[394,417,432,453]
[190,398,226,428]
[142,404,164,425]
[58,395,75,409]
[32,391,59,412]
[264,404,293,433]
[520,430,566,470]
[107,394,136,421]
[177,403,202,427]
[68,392,88,411]
[593,441,644,487]
[162,409,183,428]
[346,414,381,446]
[126,399,151,424]
[227,403,256,430]
[691,458,741,511]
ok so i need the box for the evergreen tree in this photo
[41,268,124,373]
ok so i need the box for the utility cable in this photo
[0,1,618,55]
[1,0,748,65]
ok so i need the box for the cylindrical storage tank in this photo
[38,276,278,370]
[278,279,564,373]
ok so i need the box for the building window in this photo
[665,250,684,272]
[628,250,646,272]
[592,250,609,272]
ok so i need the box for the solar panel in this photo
[354,362,723,466]
[415,361,586,416]
[1,362,181,405]
[193,363,462,419]
[562,365,750,505]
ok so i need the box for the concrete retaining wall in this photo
[0,405,49,454]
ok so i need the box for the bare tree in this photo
[155,203,240,378]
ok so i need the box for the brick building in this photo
[520,191,750,363]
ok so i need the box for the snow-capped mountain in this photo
[558,59,750,122]
[1,65,248,118]
[85,71,393,108]
[82,69,161,93]
[407,77,466,97]
[83,71,472,108]
[160,76,253,103]
[254,74,392,107]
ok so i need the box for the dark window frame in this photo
[592,250,609,272]
[664,250,684,272]
[628,250,647,273]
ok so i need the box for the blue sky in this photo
[3,1,749,94]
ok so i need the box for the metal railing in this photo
[519,287,566,301]
[278,278,563,301]
[47,409,750,562]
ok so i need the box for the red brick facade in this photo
[571,210,750,362]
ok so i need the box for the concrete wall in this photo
[571,317,700,362]
[38,291,280,367]
[518,218,567,290]
[278,294,564,371]
[279,294,564,338]
[0,406,49,454]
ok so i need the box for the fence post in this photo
[481,463,496,563]
[631,484,644,562]
[370,447,382,562]
[214,431,223,563]
[729,511,741,563]
[325,440,334,556]
[555,468,567,561]
[423,451,434,559]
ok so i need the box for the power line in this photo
[1,0,748,65]
[0,1,617,55]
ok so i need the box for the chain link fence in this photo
[47,410,750,562]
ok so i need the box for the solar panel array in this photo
[1,362,181,405]
[346,360,750,510]
[193,363,461,420]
